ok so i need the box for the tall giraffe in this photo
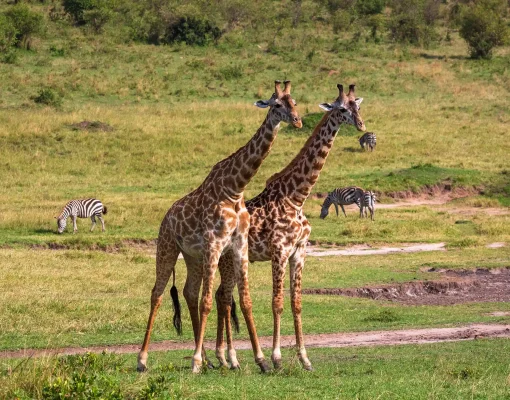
[213,84,365,371]
[137,81,302,374]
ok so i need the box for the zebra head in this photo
[56,216,66,234]
[254,80,302,129]
[319,84,365,132]
[320,195,332,219]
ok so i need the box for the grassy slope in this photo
[0,16,509,246]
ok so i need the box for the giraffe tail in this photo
[231,297,240,333]
[170,271,182,335]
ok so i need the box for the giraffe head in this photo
[319,84,365,132]
[254,80,302,128]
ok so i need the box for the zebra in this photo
[360,190,376,221]
[320,186,364,219]
[55,198,108,234]
[359,132,376,151]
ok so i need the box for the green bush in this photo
[62,0,94,24]
[387,0,438,47]
[32,88,63,108]
[83,6,113,33]
[3,4,45,50]
[0,14,18,53]
[165,16,222,46]
[459,0,509,59]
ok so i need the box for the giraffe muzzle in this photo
[292,118,303,129]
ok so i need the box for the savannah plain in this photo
[0,1,510,398]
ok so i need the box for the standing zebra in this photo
[359,132,376,151]
[320,186,364,219]
[360,190,376,221]
[55,198,107,234]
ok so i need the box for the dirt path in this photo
[1,324,509,360]
[306,242,506,257]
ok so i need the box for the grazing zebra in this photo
[359,132,376,151]
[55,198,108,234]
[360,190,376,221]
[320,186,364,219]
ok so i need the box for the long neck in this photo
[269,110,344,207]
[219,111,281,196]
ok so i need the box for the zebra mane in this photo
[265,111,332,187]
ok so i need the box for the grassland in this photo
[1,3,510,398]
[2,340,510,399]
[1,246,509,351]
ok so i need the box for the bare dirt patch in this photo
[1,324,509,360]
[304,268,510,305]
[70,120,114,132]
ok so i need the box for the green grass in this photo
[2,340,510,399]
[1,247,509,351]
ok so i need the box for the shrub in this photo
[4,4,45,50]
[459,0,509,59]
[83,6,113,33]
[32,88,63,107]
[62,0,94,24]
[0,14,18,52]
[387,0,438,47]
[165,16,222,46]
[355,0,386,16]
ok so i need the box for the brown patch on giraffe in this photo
[303,267,510,306]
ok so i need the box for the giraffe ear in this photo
[355,97,363,106]
[319,103,334,111]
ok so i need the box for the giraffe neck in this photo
[219,111,281,197]
[269,111,344,208]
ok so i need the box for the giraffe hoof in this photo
[303,364,314,372]
[137,364,148,373]
[230,363,240,370]
[272,360,282,370]
[206,360,216,369]
[258,360,271,373]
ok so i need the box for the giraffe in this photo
[213,83,365,371]
[137,80,302,374]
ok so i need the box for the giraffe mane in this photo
[265,111,331,186]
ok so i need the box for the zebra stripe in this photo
[320,186,364,219]
[360,191,376,221]
[56,198,107,233]
[359,132,376,151]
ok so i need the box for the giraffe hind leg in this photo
[137,238,180,372]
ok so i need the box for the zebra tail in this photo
[170,272,182,335]
[231,297,240,333]
[102,206,108,215]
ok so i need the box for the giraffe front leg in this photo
[182,255,215,371]
[191,244,224,374]
[214,283,229,368]
[289,244,313,371]
[271,250,289,370]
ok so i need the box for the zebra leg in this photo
[90,215,96,232]
[72,215,78,233]
[340,204,347,217]
[98,215,105,232]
